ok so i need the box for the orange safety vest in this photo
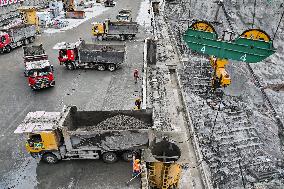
[133,162,140,172]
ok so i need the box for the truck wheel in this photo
[4,45,11,53]
[108,64,116,72]
[127,35,134,40]
[42,153,58,164]
[29,36,35,43]
[50,80,55,87]
[97,64,106,71]
[122,151,133,162]
[102,152,117,163]
[120,35,126,41]
[23,38,29,45]
[66,63,75,70]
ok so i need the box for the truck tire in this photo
[120,35,126,41]
[97,64,106,71]
[29,36,35,43]
[102,152,117,163]
[127,35,134,40]
[4,45,11,53]
[50,80,55,87]
[23,38,29,45]
[42,153,58,164]
[108,64,116,72]
[66,63,75,70]
[122,151,133,162]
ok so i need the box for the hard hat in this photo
[135,159,140,163]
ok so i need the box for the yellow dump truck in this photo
[14,106,153,164]
[92,19,138,41]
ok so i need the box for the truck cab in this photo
[55,41,80,70]
[0,32,11,53]
[92,21,107,36]
[26,61,55,90]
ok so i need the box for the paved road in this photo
[0,0,148,188]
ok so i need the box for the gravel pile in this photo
[77,114,151,131]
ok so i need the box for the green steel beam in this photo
[183,28,276,63]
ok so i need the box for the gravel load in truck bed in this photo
[77,114,151,131]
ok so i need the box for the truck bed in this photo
[23,45,47,62]
[0,24,36,43]
[108,22,138,35]
[78,43,125,64]
[61,106,153,151]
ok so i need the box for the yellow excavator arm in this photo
[210,57,231,88]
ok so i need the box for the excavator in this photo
[183,20,276,89]
[63,0,85,19]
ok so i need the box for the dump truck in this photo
[116,9,132,22]
[14,106,153,164]
[54,40,125,71]
[0,24,36,53]
[23,45,55,90]
[92,19,138,41]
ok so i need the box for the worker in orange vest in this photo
[132,156,141,177]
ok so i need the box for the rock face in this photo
[162,0,284,188]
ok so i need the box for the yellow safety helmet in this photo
[135,159,140,163]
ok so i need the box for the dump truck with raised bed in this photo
[92,19,138,41]
[23,45,55,90]
[14,106,153,164]
[0,24,36,53]
[54,39,125,71]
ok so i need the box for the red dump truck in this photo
[54,40,125,71]
[0,24,36,53]
[23,45,55,90]
[14,106,153,164]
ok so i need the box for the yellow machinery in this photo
[210,57,231,88]
[148,162,181,189]
[187,21,273,89]
[147,140,182,189]
[18,6,40,32]
[63,0,75,11]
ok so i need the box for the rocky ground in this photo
[160,0,284,188]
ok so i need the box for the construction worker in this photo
[133,69,139,83]
[132,157,141,177]
[135,98,142,110]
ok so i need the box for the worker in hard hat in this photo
[132,157,141,177]
[135,98,142,110]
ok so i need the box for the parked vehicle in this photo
[116,9,132,22]
[0,24,36,53]
[54,40,125,71]
[14,106,153,164]
[23,45,55,90]
[92,19,138,41]
[104,0,115,7]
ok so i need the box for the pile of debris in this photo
[77,114,151,131]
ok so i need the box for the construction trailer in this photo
[14,106,153,164]
[54,40,125,71]
[92,19,138,41]
[0,24,36,53]
[23,45,55,90]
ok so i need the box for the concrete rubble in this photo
[76,114,151,131]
